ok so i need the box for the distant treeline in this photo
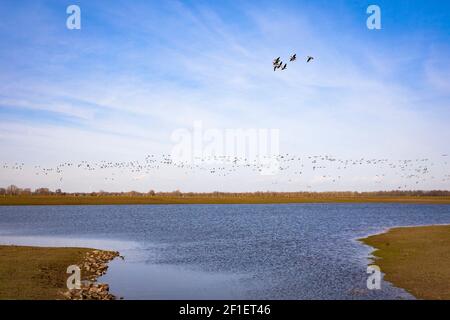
[1,185,450,197]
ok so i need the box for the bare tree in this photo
[6,185,20,195]
[35,188,51,195]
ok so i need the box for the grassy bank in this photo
[361,225,450,300]
[1,194,450,206]
[0,245,116,299]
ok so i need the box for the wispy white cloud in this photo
[0,0,449,191]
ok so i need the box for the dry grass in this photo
[0,245,93,299]
[361,225,450,300]
[1,194,450,206]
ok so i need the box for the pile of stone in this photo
[63,249,124,300]
[63,283,115,300]
[82,250,122,281]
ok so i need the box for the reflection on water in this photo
[101,260,247,299]
[1,203,450,299]
[0,235,137,252]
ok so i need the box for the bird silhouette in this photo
[274,62,282,71]
[273,57,281,66]
[2,150,449,192]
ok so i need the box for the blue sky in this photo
[0,0,449,192]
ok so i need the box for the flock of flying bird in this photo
[1,154,449,189]
[2,51,448,191]
[273,53,314,71]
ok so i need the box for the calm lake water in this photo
[1,203,450,299]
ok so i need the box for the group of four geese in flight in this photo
[273,53,314,71]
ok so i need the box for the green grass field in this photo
[1,194,450,206]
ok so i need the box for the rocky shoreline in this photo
[62,249,123,300]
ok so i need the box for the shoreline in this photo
[360,224,450,300]
[1,195,450,206]
[2,224,450,299]
[62,249,122,300]
[0,245,121,300]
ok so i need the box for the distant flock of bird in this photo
[273,53,314,71]
[1,154,449,189]
[2,52,448,191]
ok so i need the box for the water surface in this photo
[1,203,449,299]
